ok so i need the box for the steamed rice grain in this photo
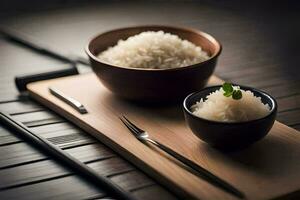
[98,31,209,69]
[191,87,271,122]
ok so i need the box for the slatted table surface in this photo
[0,1,299,199]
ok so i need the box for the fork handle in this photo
[145,138,244,199]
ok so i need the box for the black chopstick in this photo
[0,28,90,66]
[15,66,79,92]
[155,141,245,199]
[0,111,136,200]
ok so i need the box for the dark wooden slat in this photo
[66,143,115,163]
[216,62,282,78]
[217,57,275,72]
[262,82,300,99]
[292,124,300,130]
[29,123,98,147]
[0,101,44,115]
[0,157,134,189]
[0,92,19,102]
[0,87,18,94]
[30,123,98,148]
[132,185,177,200]
[0,38,67,103]
[0,39,65,72]
[232,76,299,90]
[0,83,17,90]
[0,126,96,148]
[0,126,16,137]
[0,142,115,169]
[0,160,70,189]
[11,111,65,127]
[29,122,76,134]
[0,38,62,67]
[25,119,64,128]
[36,126,86,138]
[277,110,300,126]
[0,138,159,198]
[110,171,154,191]
[0,134,21,146]
[0,176,105,200]
[88,157,134,177]
[1,120,97,147]
[48,133,97,149]
[216,53,279,75]
[1,124,173,198]
[0,125,158,195]
[0,125,22,146]
[0,142,45,169]
[223,69,299,86]
[277,95,300,113]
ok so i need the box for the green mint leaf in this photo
[222,82,233,93]
[232,90,242,100]
[222,83,243,100]
[223,91,233,97]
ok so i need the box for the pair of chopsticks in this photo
[0,111,136,200]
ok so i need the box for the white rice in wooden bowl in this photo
[191,87,271,122]
[98,31,209,69]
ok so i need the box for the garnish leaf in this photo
[232,90,242,100]
[223,91,233,97]
[222,82,243,100]
[222,82,233,93]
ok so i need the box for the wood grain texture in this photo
[0,160,70,189]
[0,123,97,148]
[132,185,177,200]
[0,175,105,200]
[0,156,136,190]
[11,111,65,127]
[0,142,46,169]
[28,73,300,200]
[0,143,114,169]
[0,101,44,115]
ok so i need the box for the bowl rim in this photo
[85,25,222,72]
[183,85,277,125]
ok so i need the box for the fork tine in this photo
[121,116,141,133]
[122,115,144,133]
[119,117,139,136]
[121,116,141,134]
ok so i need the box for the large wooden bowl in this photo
[86,25,222,102]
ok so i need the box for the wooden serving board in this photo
[27,73,300,200]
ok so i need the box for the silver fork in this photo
[120,115,245,199]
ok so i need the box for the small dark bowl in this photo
[86,25,222,102]
[183,85,277,150]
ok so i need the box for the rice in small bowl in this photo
[183,84,277,150]
[191,86,271,122]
